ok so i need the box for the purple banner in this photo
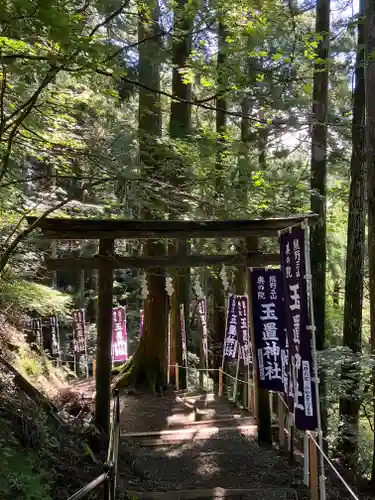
[49,315,60,356]
[140,309,144,337]
[180,304,187,364]
[223,295,238,360]
[280,226,317,431]
[72,309,86,354]
[30,317,42,347]
[223,295,251,365]
[251,269,287,392]
[197,298,208,359]
[112,307,128,362]
[236,296,251,366]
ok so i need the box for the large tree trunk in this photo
[114,0,168,390]
[168,0,194,388]
[338,0,365,471]
[212,20,228,376]
[365,0,375,484]
[310,0,330,437]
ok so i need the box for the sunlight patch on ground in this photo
[195,458,221,478]
[167,411,195,426]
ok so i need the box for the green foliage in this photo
[0,421,52,500]
[0,278,72,317]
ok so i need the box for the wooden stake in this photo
[309,433,318,500]
[95,238,114,435]
[278,394,286,449]
[247,381,252,412]
[219,367,223,397]
[175,363,179,390]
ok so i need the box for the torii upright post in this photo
[95,238,114,436]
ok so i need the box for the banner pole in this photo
[54,316,61,368]
[244,293,251,411]
[167,310,171,385]
[232,351,240,403]
[246,267,259,423]
[303,220,326,500]
[221,294,230,373]
[205,297,208,391]
[83,309,89,379]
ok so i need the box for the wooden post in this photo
[278,394,286,449]
[175,363,179,390]
[199,333,204,390]
[95,238,114,436]
[247,264,272,444]
[309,433,318,500]
[218,367,223,396]
[304,433,310,486]
[92,359,96,378]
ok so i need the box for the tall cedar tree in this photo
[338,0,366,470]
[115,0,168,389]
[365,0,375,484]
[168,0,195,388]
[211,20,227,378]
[310,0,330,436]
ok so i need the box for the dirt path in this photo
[117,390,306,500]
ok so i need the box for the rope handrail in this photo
[307,432,360,500]
[171,362,362,500]
[66,389,120,500]
[169,364,255,387]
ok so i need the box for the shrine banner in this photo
[180,303,187,365]
[49,315,60,356]
[72,309,86,354]
[112,307,128,362]
[251,269,287,392]
[223,295,238,361]
[140,309,144,337]
[280,226,317,431]
[197,297,208,359]
[30,317,42,347]
[236,295,251,366]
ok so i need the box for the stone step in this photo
[120,423,257,446]
[123,487,298,500]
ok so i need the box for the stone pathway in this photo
[117,390,306,500]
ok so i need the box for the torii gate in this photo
[26,213,318,438]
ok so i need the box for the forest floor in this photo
[72,379,368,500]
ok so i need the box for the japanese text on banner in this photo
[180,304,187,364]
[251,269,287,392]
[72,309,86,354]
[236,296,251,366]
[223,295,251,365]
[49,315,60,356]
[223,295,238,361]
[280,227,317,431]
[112,307,128,362]
[197,298,208,359]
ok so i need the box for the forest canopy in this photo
[1,0,375,485]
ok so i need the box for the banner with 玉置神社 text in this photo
[72,309,86,354]
[223,295,251,366]
[251,268,287,393]
[280,226,318,431]
[111,306,128,362]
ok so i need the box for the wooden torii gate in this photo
[26,213,318,438]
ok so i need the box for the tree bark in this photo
[338,0,365,470]
[114,0,168,390]
[365,0,375,484]
[211,20,228,376]
[95,238,114,435]
[310,0,330,437]
[168,0,194,388]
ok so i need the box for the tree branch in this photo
[89,1,131,37]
